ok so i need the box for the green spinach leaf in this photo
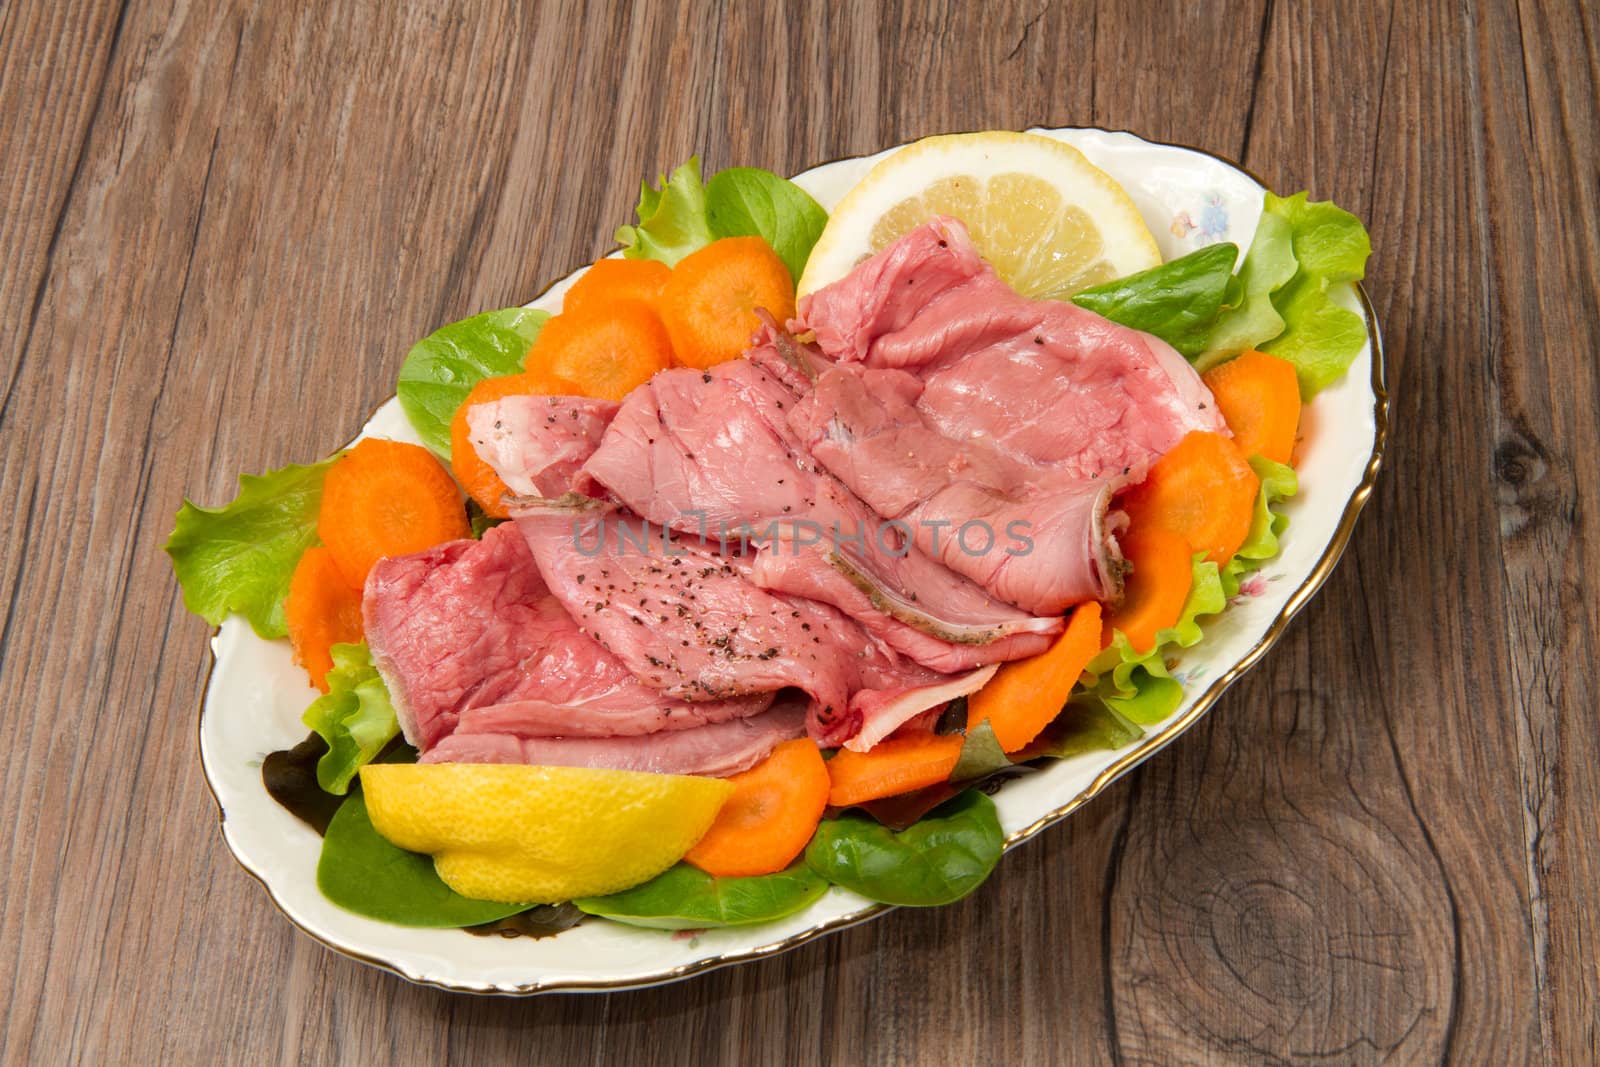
[165,458,335,639]
[705,167,828,285]
[302,643,399,795]
[396,306,548,457]
[318,787,527,928]
[574,863,828,930]
[1071,242,1240,358]
[805,790,1004,906]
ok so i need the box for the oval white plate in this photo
[199,128,1386,994]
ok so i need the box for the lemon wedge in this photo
[360,763,733,903]
[799,131,1162,299]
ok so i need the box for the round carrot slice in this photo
[1201,349,1302,466]
[1101,527,1193,655]
[684,739,830,878]
[658,237,795,369]
[318,438,471,588]
[526,301,674,401]
[284,546,365,693]
[449,370,577,518]
[562,257,671,315]
[1118,431,1260,565]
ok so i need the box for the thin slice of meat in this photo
[420,697,810,777]
[790,361,1124,612]
[514,507,859,721]
[468,394,619,498]
[512,503,998,749]
[844,664,996,753]
[746,532,1055,673]
[448,689,772,740]
[787,217,1226,612]
[362,523,769,751]
[572,355,1062,666]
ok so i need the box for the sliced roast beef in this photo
[570,355,1061,667]
[362,523,770,751]
[787,217,1226,612]
[790,361,1124,612]
[420,697,809,777]
[513,505,999,747]
[515,508,858,720]
[844,663,996,753]
[746,533,1055,672]
[467,394,618,498]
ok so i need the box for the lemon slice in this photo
[799,131,1162,299]
[361,763,733,903]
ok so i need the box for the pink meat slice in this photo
[788,216,1226,613]
[468,394,619,498]
[745,535,1054,673]
[512,505,994,748]
[421,697,809,777]
[362,523,769,752]
[790,362,1123,613]
[514,507,856,717]
[572,356,1060,666]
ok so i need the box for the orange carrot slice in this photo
[825,732,965,808]
[449,370,578,519]
[284,546,365,692]
[658,237,795,370]
[563,257,671,315]
[684,739,830,877]
[1101,527,1193,656]
[526,301,674,401]
[1201,350,1302,466]
[318,438,471,588]
[967,602,1103,753]
[1118,431,1260,565]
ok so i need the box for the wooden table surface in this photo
[3,0,1597,1062]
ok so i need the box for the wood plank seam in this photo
[0,0,134,429]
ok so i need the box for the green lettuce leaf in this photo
[1264,191,1371,281]
[1220,455,1298,597]
[1199,190,1372,396]
[1084,556,1228,724]
[396,306,548,457]
[616,157,830,281]
[705,167,828,285]
[1261,276,1370,398]
[1022,696,1144,759]
[165,458,335,638]
[805,790,1003,907]
[302,642,399,795]
[574,863,827,930]
[1071,242,1240,358]
[1196,211,1296,369]
[615,158,717,267]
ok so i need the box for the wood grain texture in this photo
[0,0,1594,1062]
